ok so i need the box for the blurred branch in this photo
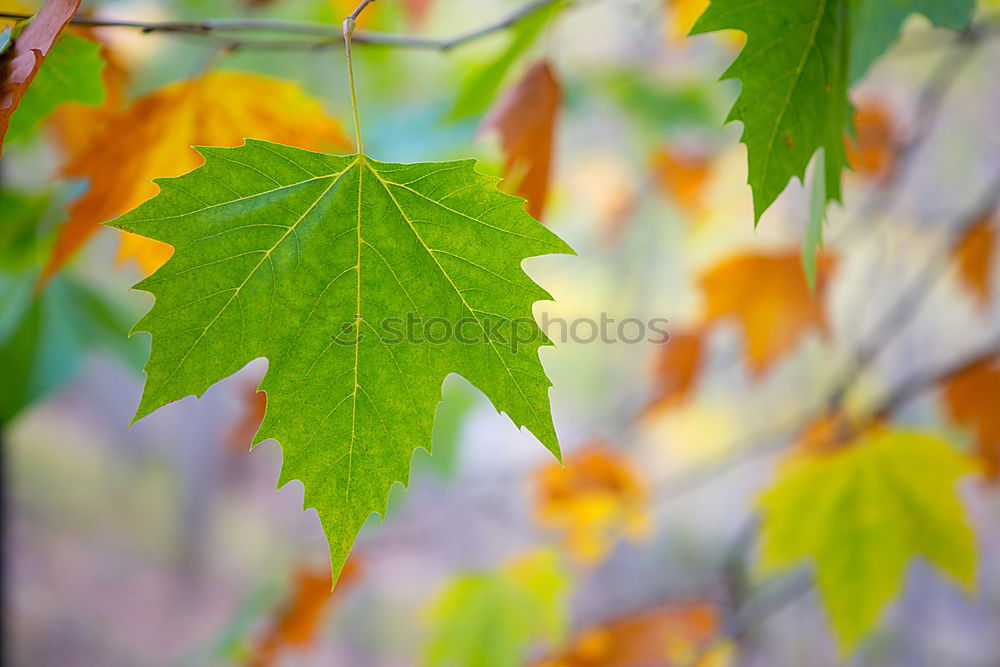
[0,0,563,51]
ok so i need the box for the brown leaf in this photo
[39,70,350,284]
[699,251,833,376]
[248,558,363,667]
[481,61,561,221]
[0,0,81,154]
[953,214,996,309]
[535,444,650,564]
[645,328,705,414]
[539,601,727,666]
[941,358,1000,480]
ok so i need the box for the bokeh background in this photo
[4,0,1000,665]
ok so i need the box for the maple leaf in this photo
[108,140,573,580]
[41,70,351,282]
[481,61,561,221]
[698,251,832,376]
[850,0,975,82]
[0,0,81,153]
[534,444,650,563]
[691,0,850,223]
[953,214,997,310]
[758,428,976,651]
[645,328,704,414]
[425,550,571,667]
[941,358,1000,480]
[5,32,104,142]
[248,558,362,667]
[539,601,726,667]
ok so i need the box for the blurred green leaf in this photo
[450,1,563,120]
[0,271,145,422]
[7,33,106,143]
[801,150,826,291]
[0,189,50,267]
[850,0,975,83]
[590,70,719,135]
[758,429,976,652]
[424,550,571,667]
[692,0,850,223]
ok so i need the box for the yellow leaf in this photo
[698,250,833,376]
[41,70,350,281]
[535,445,650,564]
[758,428,977,652]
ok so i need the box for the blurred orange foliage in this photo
[481,61,561,221]
[953,214,996,309]
[847,105,895,179]
[248,558,363,667]
[540,601,728,666]
[941,358,1000,479]
[535,445,650,564]
[646,328,705,414]
[699,251,833,376]
[651,146,712,219]
[42,71,350,281]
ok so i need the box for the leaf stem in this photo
[342,0,378,153]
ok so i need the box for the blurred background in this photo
[3,0,1000,665]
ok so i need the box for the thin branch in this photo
[0,0,562,51]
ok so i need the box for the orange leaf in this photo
[646,329,704,414]
[651,147,712,219]
[953,214,996,309]
[539,601,726,666]
[40,70,351,283]
[941,358,1000,480]
[846,104,895,179]
[481,61,561,221]
[0,0,81,154]
[699,251,833,376]
[249,558,363,667]
[535,444,649,564]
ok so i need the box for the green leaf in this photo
[424,550,571,667]
[691,0,851,223]
[0,271,145,422]
[6,33,106,142]
[108,140,573,581]
[758,429,977,652]
[850,0,975,83]
[450,1,563,120]
[801,149,826,291]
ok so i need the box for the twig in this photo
[0,0,563,51]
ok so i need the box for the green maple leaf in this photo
[109,140,573,579]
[691,0,851,223]
[850,0,975,82]
[7,33,105,142]
[758,429,976,652]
